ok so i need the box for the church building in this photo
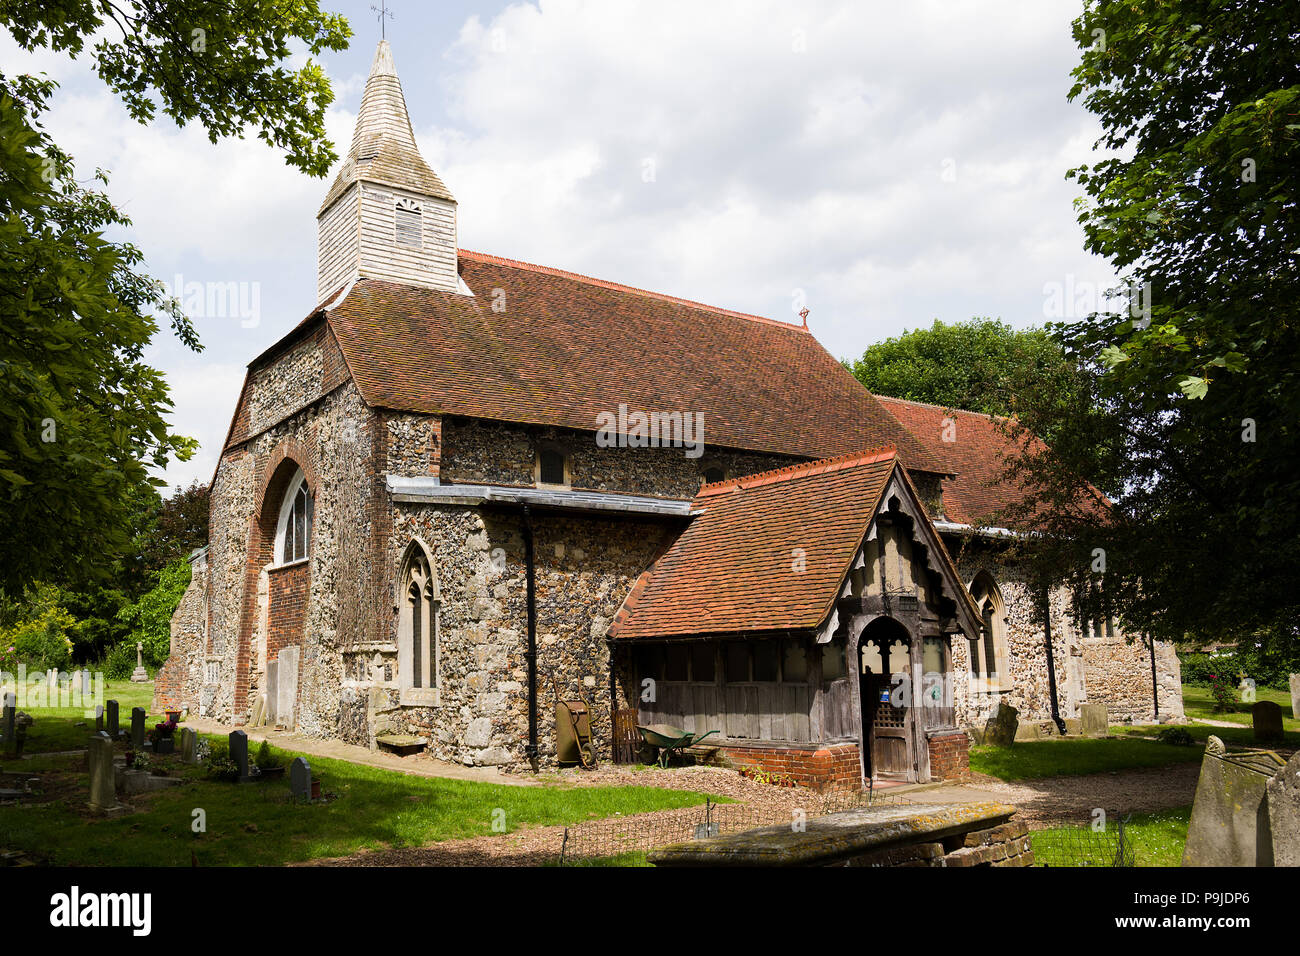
[156,39,1181,787]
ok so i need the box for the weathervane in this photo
[370,1,395,39]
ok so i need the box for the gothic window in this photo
[536,443,569,488]
[274,470,313,564]
[701,464,727,487]
[395,198,422,248]
[968,572,1007,691]
[399,546,439,698]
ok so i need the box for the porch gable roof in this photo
[609,446,976,641]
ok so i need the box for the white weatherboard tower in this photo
[316,39,460,302]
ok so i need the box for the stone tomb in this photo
[1183,736,1297,866]
[229,730,250,781]
[648,802,1031,867]
[1252,700,1284,743]
[1080,702,1108,737]
[290,756,311,801]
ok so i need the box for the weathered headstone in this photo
[130,641,149,682]
[248,694,265,729]
[180,727,198,764]
[87,735,117,812]
[1,692,15,755]
[1080,703,1109,738]
[1253,700,1284,743]
[1184,736,1289,866]
[1265,750,1300,867]
[94,704,103,733]
[105,699,120,739]
[276,645,299,729]
[265,661,279,726]
[229,729,249,781]
[130,707,146,750]
[81,669,92,696]
[983,702,1018,747]
[1290,674,1300,723]
[290,756,311,801]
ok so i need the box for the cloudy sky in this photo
[5,0,1116,490]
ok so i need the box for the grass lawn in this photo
[0,702,729,866]
[1178,683,1297,729]
[1033,805,1191,867]
[970,736,1204,781]
[14,679,159,754]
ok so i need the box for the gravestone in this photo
[81,669,92,696]
[1253,700,1284,743]
[180,727,198,764]
[265,661,279,726]
[130,707,146,750]
[94,705,103,733]
[1080,703,1108,737]
[130,641,149,682]
[983,702,1019,747]
[1290,674,1300,724]
[87,735,117,812]
[276,646,300,729]
[1265,750,1300,867]
[248,694,265,729]
[1183,736,1291,866]
[228,730,250,781]
[1,692,15,755]
[105,697,119,743]
[290,756,311,801]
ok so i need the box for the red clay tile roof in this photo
[875,396,1043,529]
[608,447,899,640]
[318,252,944,467]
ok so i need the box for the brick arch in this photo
[233,441,318,719]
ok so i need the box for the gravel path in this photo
[297,760,1203,867]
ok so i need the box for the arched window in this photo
[536,443,569,488]
[274,470,313,565]
[968,572,1007,691]
[701,465,726,486]
[398,544,439,702]
[395,197,422,248]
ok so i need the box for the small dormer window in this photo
[395,198,422,248]
[536,445,569,487]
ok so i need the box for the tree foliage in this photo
[1003,1,1300,650]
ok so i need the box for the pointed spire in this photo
[319,39,455,215]
[316,39,462,301]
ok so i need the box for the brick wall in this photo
[719,743,862,790]
[926,730,970,781]
[267,563,309,660]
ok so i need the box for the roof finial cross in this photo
[798,306,810,328]
[370,1,395,39]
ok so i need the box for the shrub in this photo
[1208,674,1237,713]
[204,739,240,782]
[254,740,283,770]
[1156,727,1194,746]
[2,604,75,671]
[100,641,140,680]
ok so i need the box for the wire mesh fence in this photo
[556,785,917,865]
[1031,816,1134,867]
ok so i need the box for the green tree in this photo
[1003,1,1300,651]
[0,2,349,592]
[845,319,1082,435]
[116,558,192,668]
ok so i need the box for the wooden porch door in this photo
[860,628,914,782]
